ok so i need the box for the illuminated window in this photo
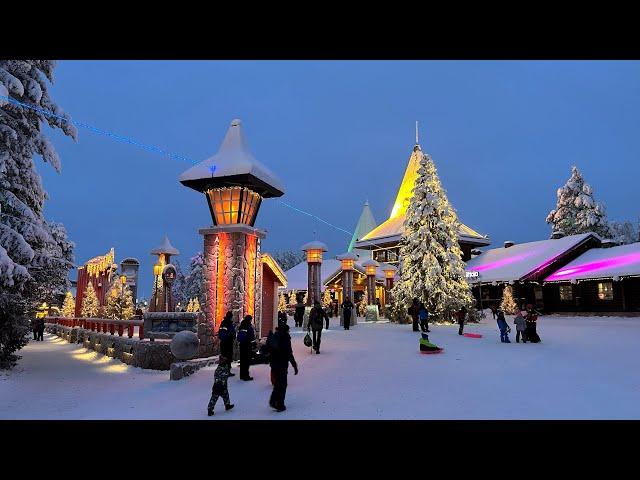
[559,285,573,301]
[374,250,386,262]
[597,282,613,301]
[206,187,262,226]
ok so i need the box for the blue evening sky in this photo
[40,61,640,298]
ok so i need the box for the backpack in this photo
[419,309,429,321]
[237,328,248,343]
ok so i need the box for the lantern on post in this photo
[301,240,328,307]
[361,259,379,305]
[149,235,180,312]
[381,263,397,306]
[152,262,163,312]
[179,119,284,331]
[337,251,357,327]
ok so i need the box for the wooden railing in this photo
[45,317,145,339]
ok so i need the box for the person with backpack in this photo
[268,319,299,412]
[207,356,234,416]
[341,297,354,330]
[308,300,328,354]
[294,297,305,328]
[217,311,236,376]
[237,315,256,380]
[418,302,430,333]
[496,309,511,343]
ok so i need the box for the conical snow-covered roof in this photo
[348,200,377,252]
[179,119,284,198]
[150,235,180,256]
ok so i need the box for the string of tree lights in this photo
[1,94,392,251]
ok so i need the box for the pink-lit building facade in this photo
[464,233,640,313]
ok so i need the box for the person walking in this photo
[308,301,328,354]
[457,306,467,335]
[237,315,256,380]
[294,297,305,328]
[524,305,541,343]
[36,317,45,341]
[217,311,236,376]
[32,318,38,341]
[268,319,299,412]
[418,302,430,333]
[207,356,234,416]
[341,298,354,330]
[513,310,527,343]
[409,298,420,332]
[496,309,511,343]
[324,303,331,329]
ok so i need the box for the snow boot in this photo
[207,408,214,416]
[225,404,235,411]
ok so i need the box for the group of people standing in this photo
[492,304,541,344]
[408,299,432,333]
[207,310,299,416]
[31,317,45,341]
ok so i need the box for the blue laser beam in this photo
[0,94,195,164]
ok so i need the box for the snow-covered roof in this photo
[348,200,377,254]
[179,119,284,198]
[354,143,489,249]
[150,235,180,256]
[283,259,342,291]
[545,242,640,282]
[261,253,287,287]
[300,240,328,252]
[465,233,599,284]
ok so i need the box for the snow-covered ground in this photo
[2,314,639,419]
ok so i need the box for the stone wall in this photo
[45,323,176,370]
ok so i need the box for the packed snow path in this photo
[2,315,640,419]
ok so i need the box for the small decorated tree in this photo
[500,285,519,314]
[322,289,332,308]
[62,292,75,318]
[186,298,194,312]
[192,297,201,313]
[278,291,287,312]
[288,289,297,305]
[358,288,369,317]
[81,282,100,318]
[302,290,308,305]
[104,278,134,320]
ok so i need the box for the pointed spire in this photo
[415,120,419,145]
[150,234,180,256]
[348,200,378,252]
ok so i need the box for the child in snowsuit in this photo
[496,309,511,343]
[207,356,235,416]
[513,310,527,343]
[418,303,430,333]
[419,333,442,352]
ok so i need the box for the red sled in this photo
[420,349,444,354]
[463,333,482,338]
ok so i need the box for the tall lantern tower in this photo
[149,235,180,312]
[179,119,284,330]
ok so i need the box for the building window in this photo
[387,249,399,262]
[597,282,613,301]
[373,250,386,262]
[559,285,573,301]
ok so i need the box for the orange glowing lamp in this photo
[301,240,328,264]
[382,263,397,279]
[362,259,379,276]
[337,252,358,271]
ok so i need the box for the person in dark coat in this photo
[524,305,541,343]
[35,317,45,341]
[496,309,511,343]
[418,302,430,333]
[207,356,234,416]
[457,306,467,335]
[238,315,256,380]
[294,298,305,328]
[341,298,354,330]
[277,310,288,327]
[268,319,299,412]
[308,301,328,354]
[32,318,38,340]
[217,311,236,376]
[409,298,420,331]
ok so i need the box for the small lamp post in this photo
[337,252,357,327]
[361,259,379,305]
[152,262,162,312]
[301,240,328,306]
[381,263,397,308]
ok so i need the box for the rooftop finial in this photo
[415,120,419,145]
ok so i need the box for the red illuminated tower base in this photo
[201,224,265,335]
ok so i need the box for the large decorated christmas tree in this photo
[390,148,473,322]
[546,166,611,238]
[61,291,75,318]
[81,282,100,318]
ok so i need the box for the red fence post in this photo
[109,323,115,335]
[127,324,133,338]
[138,323,144,340]
[118,324,124,337]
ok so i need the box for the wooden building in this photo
[260,253,287,337]
[543,242,640,313]
[74,248,117,317]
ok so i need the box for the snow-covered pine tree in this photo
[183,252,204,306]
[278,291,287,312]
[500,285,518,314]
[390,150,473,322]
[1,60,77,367]
[171,259,187,309]
[104,277,134,320]
[546,166,611,238]
[322,288,332,308]
[288,289,297,305]
[81,282,100,318]
[61,291,75,318]
[272,250,306,271]
[609,220,638,245]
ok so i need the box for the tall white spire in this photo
[415,120,419,145]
